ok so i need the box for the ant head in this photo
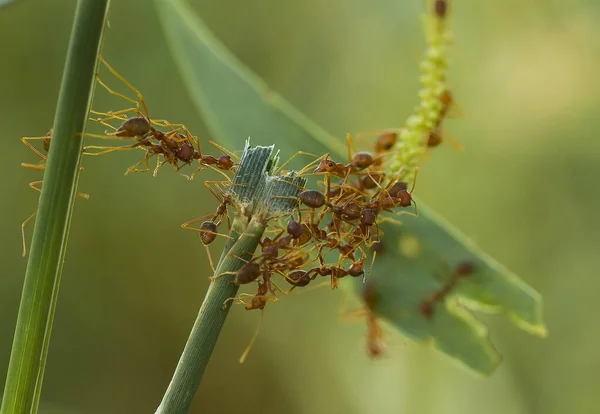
[427,131,443,148]
[434,0,448,18]
[262,244,278,258]
[371,241,385,254]
[387,181,408,198]
[440,89,453,107]
[349,261,365,277]
[455,261,475,276]
[176,142,195,163]
[287,217,303,239]
[361,208,377,226]
[314,156,337,173]
[420,302,434,318]
[43,137,52,152]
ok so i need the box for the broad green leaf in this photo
[363,211,545,374]
[154,0,546,374]
[153,0,346,161]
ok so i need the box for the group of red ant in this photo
[190,128,417,311]
[20,13,472,357]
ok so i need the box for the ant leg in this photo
[28,181,43,193]
[297,153,330,176]
[182,221,234,241]
[271,177,307,191]
[95,76,143,118]
[346,133,359,164]
[209,270,238,282]
[363,251,377,283]
[440,127,464,152]
[364,169,385,190]
[239,310,264,363]
[376,216,403,225]
[21,137,50,161]
[83,144,140,156]
[125,153,154,175]
[98,56,149,118]
[181,213,219,232]
[209,140,242,163]
[76,191,91,200]
[205,163,234,181]
[21,163,46,171]
[88,110,132,130]
[223,293,255,309]
[273,151,317,175]
[83,132,136,141]
[152,119,186,130]
[204,245,216,273]
[29,180,89,200]
[21,211,37,257]
[89,108,135,120]
[153,157,170,177]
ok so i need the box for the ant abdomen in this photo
[352,152,374,170]
[375,131,397,153]
[115,116,151,138]
[176,142,195,163]
[199,221,218,245]
[299,190,326,209]
[235,262,261,285]
[286,270,311,287]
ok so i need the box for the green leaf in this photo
[152,0,346,161]
[153,0,546,374]
[363,209,546,374]
[0,0,20,9]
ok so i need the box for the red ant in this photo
[361,282,387,358]
[86,57,239,177]
[20,130,89,257]
[420,261,475,318]
[434,0,449,19]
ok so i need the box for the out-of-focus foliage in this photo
[0,0,20,9]
[1,0,599,413]
[153,0,544,375]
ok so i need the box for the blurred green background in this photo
[1,0,599,413]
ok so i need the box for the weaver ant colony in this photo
[19,45,443,361]
[220,132,420,311]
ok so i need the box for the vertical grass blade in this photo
[1,0,110,412]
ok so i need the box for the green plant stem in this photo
[1,1,109,412]
[155,216,265,414]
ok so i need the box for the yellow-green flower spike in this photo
[385,0,452,183]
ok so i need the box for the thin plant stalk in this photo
[156,143,305,414]
[155,217,265,414]
[1,1,110,412]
